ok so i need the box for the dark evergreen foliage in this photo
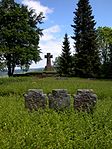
[58,33,72,76]
[0,0,44,76]
[71,0,100,77]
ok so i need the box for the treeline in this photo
[54,0,112,78]
[0,0,112,78]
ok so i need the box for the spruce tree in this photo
[71,0,100,77]
[59,33,72,76]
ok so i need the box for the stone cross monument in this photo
[44,53,53,71]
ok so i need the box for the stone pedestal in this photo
[24,89,47,111]
[74,89,97,112]
[44,53,53,71]
[48,89,70,111]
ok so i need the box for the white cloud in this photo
[33,41,62,68]
[30,25,74,68]
[30,25,62,68]
[22,0,53,19]
[37,25,62,68]
[42,25,61,41]
[44,25,61,34]
[69,37,74,53]
[40,40,62,56]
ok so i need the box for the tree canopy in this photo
[97,27,112,63]
[0,0,44,76]
[97,27,112,78]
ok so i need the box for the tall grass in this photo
[0,77,112,148]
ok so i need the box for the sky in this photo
[16,0,112,68]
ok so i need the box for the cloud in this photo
[30,25,74,68]
[33,40,62,68]
[69,37,74,53]
[22,0,53,19]
[40,25,62,54]
[30,25,61,68]
[38,25,62,67]
[44,25,61,34]
[41,25,61,41]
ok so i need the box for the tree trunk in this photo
[7,63,14,77]
[7,54,15,77]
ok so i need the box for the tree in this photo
[97,27,112,64]
[57,33,72,76]
[53,56,61,73]
[21,64,30,72]
[108,44,112,78]
[0,0,44,76]
[97,27,112,77]
[71,0,100,77]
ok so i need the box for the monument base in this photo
[44,66,55,71]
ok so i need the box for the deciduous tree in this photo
[97,27,112,77]
[0,0,44,76]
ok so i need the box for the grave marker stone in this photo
[24,89,47,111]
[74,89,97,112]
[48,89,70,111]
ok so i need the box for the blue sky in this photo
[16,0,112,68]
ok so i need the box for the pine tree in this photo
[59,33,72,76]
[71,0,100,77]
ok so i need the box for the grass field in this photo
[0,77,112,149]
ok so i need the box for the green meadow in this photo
[0,77,112,149]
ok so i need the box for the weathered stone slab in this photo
[48,89,70,111]
[24,89,47,111]
[74,89,97,112]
